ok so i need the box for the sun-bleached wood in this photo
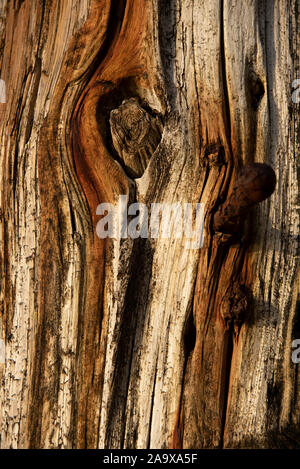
[0,0,299,449]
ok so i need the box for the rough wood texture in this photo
[110,98,163,178]
[0,0,299,449]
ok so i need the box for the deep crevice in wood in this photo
[220,332,233,449]
[104,238,154,449]
[220,0,233,160]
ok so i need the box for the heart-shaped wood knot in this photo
[109,98,163,179]
[213,163,276,233]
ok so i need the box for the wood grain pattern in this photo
[0,0,299,449]
[110,98,163,178]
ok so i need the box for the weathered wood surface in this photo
[0,0,299,449]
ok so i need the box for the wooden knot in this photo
[213,163,276,233]
[202,143,225,167]
[220,282,248,338]
[110,98,163,178]
[248,71,265,110]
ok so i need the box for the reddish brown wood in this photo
[213,163,277,234]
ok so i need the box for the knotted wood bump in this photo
[202,143,225,167]
[213,163,276,233]
[110,98,163,179]
[220,282,248,337]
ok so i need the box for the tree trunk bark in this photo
[0,0,299,449]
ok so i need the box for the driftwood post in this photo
[0,0,299,449]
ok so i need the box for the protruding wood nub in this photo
[213,163,276,233]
